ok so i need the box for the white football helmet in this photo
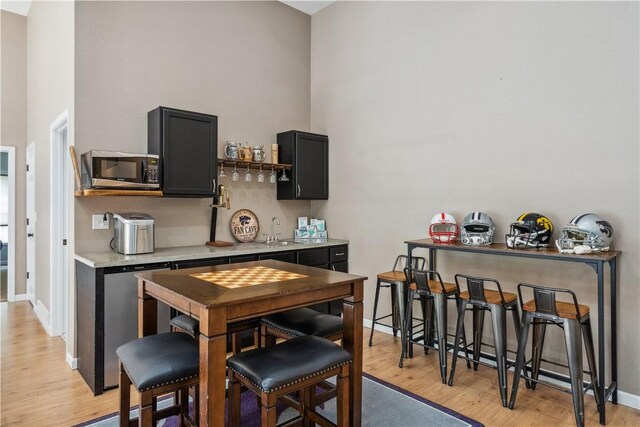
[429,213,459,243]
[556,213,613,254]
[460,212,495,246]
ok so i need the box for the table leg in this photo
[343,280,364,427]
[198,333,227,427]
[137,279,157,337]
[610,258,618,404]
[394,280,407,358]
[597,261,606,425]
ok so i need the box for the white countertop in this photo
[74,238,349,268]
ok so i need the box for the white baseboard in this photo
[12,294,28,301]
[363,317,640,410]
[34,300,52,335]
[66,352,77,369]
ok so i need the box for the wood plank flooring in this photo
[1,301,638,426]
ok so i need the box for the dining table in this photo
[135,259,367,427]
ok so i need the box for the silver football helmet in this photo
[460,212,495,246]
[556,213,613,254]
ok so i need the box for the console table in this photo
[405,238,619,425]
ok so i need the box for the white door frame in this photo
[50,110,73,338]
[1,146,16,301]
[26,142,36,307]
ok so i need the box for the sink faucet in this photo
[264,217,281,243]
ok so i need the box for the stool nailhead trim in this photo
[264,324,343,339]
[230,360,351,393]
[123,365,199,392]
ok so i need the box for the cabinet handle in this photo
[297,185,301,197]
[334,253,345,256]
[212,178,216,193]
[332,265,336,271]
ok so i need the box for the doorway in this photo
[50,111,72,339]
[0,147,16,303]
[26,143,35,306]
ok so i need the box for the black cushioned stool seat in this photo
[260,307,343,340]
[170,314,258,353]
[117,332,199,427]
[226,335,352,427]
[169,314,199,338]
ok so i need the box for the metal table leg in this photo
[597,261,605,425]
[611,258,618,404]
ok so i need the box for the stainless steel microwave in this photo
[81,150,160,189]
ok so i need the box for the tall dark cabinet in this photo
[277,131,328,200]
[148,107,218,197]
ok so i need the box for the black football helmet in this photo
[505,213,554,249]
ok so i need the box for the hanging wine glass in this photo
[257,165,265,183]
[278,168,289,182]
[218,165,227,179]
[269,166,277,184]
[231,165,240,182]
[244,164,252,182]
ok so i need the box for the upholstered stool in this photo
[227,335,352,427]
[116,332,199,427]
[509,283,600,427]
[448,274,522,407]
[369,255,426,346]
[398,268,464,384]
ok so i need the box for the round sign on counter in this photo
[230,209,260,242]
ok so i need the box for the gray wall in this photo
[74,1,312,255]
[310,2,639,395]
[1,10,27,295]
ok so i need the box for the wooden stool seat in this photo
[460,289,518,304]
[227,335,352,427]
[522,299,590,318]
[376,271,407,283]
[408,279,457,294]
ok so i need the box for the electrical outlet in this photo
[92,214,109,230]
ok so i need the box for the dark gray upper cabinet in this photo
[148,107,218,197]
[277,131,328,200]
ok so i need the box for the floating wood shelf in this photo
[217,159,292,171]
[75,189,164,197]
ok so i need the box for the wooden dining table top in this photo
[135,259,368,310]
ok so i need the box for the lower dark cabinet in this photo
[229,255,258,263]
[258,251,296,263]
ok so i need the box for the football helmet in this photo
[429,212,459,243]
[460,212,495,246]
[505,213,554,249]
[556,213,613,254]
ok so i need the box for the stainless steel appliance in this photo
[103,263,171,388]
[113,213,155,255]
[81,150,160,189]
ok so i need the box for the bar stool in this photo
[369,255,426,346]
[398,268,465,384]
[227,335,352,427]
[170,314,259,354]
[509,283,600,427]
[116,332,199,427]
[448,274,522,407]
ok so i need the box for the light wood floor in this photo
[1,300,638,426]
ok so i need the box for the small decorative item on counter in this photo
[271,143,279,164]
[295,217,328,241]
[298,217,308,229]
[310,219,325,231]
[230,209,259,242]
[252,145,265,162]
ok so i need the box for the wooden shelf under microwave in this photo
[217,159,292,171]
[75,189,164,197]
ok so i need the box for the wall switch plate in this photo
[92,214,109,230]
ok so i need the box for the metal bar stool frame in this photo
[509,283,601,427]
[448,274,523,407]
[369,255,426,347]
[398,267,468,384]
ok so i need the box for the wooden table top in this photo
[136,260,367,309]
[405,238,620,262]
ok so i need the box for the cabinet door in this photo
[295,134,328,199]
[162,109,217,196]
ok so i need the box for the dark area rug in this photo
[75,372,483,427]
